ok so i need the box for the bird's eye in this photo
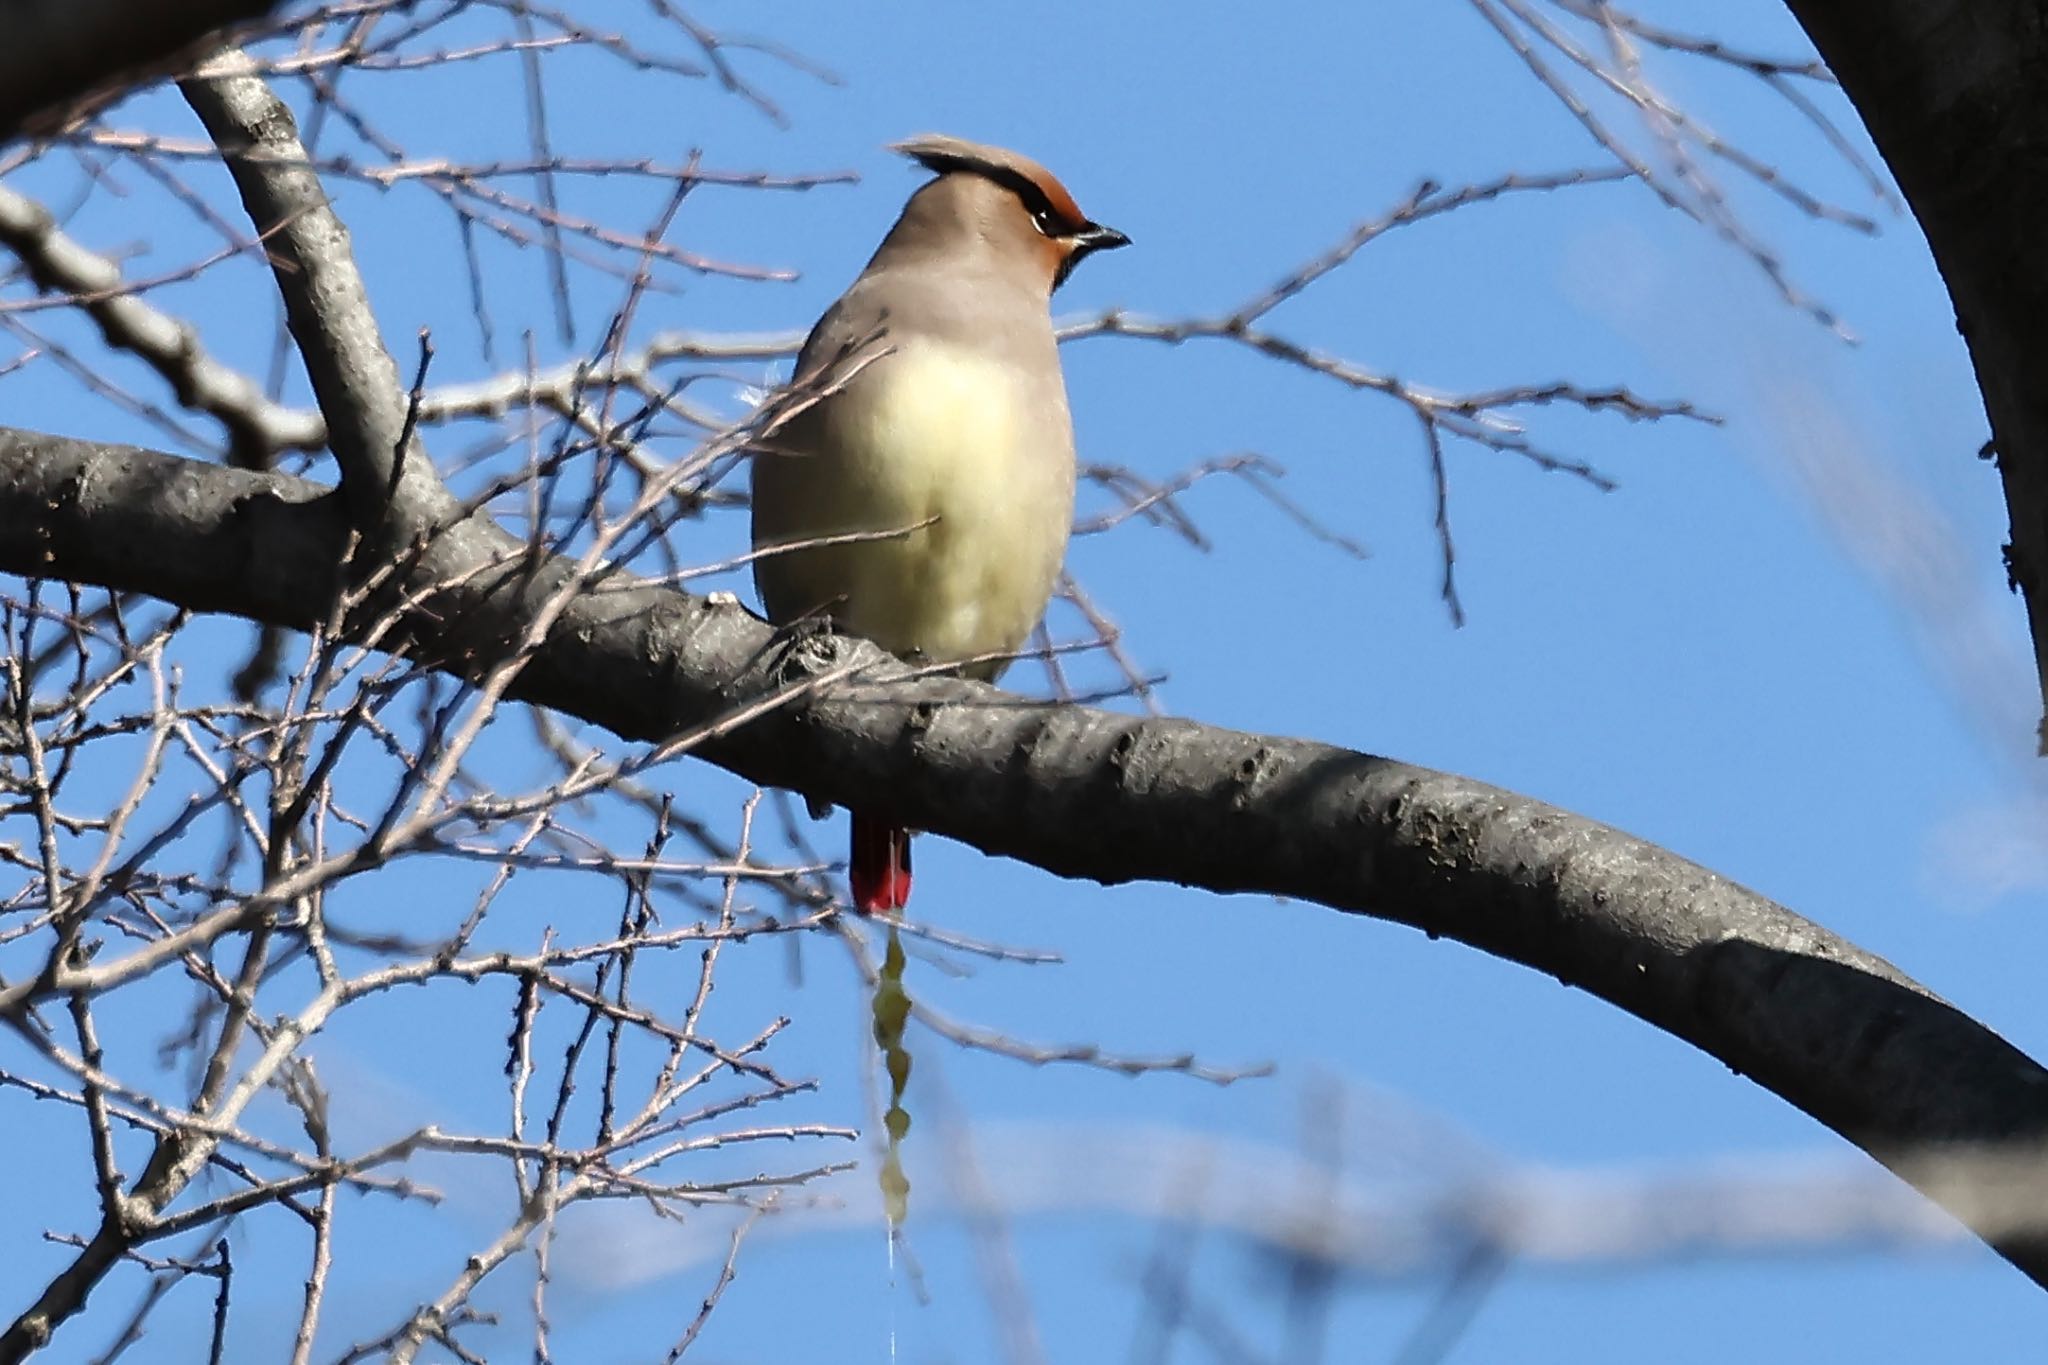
[1030,205,1063,238]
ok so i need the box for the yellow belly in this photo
[753,342,1075,679]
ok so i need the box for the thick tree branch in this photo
[1781,0,2048,744]
[0,0,283,142]
[178,49,457,531]
[5,424,2048,1287]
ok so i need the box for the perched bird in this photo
[750,134,1129,912]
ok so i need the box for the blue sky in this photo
[6,1,2046,1360]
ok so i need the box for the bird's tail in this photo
[850,813,913,913]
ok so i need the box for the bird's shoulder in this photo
[793,264,1053,383]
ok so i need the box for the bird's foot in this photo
[761,609,844,685]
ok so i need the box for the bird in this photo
[749,134,1129,913]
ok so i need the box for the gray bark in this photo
[0,0,282,141]
[5,424,2048,1287]
[1784,0,2048,743]
[179,52,459,524]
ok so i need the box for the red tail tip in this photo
[850,816,913,913]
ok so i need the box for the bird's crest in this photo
[890,133,1088,233]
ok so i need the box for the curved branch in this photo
[0,184,326,458]
[1781,0,2048,744]
[4,424,2047,1287]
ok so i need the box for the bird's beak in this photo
[1074,222,1131,254]
[1053,220,1131,291]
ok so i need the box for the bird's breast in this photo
[752,339,1077,676]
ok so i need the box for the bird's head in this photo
[886,133,1129,293]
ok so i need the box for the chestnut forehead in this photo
[1008,155,1085,227]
